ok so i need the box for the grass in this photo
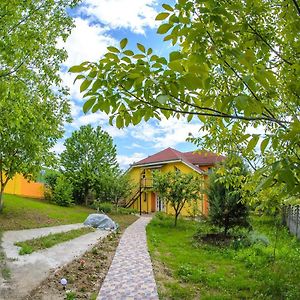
[15,227,95,255]
[0,193,138,282]
[0,194,95,231]
[147,213,300,300]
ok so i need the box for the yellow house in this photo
[125,147,225,216]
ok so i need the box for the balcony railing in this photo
[140,177,153,188]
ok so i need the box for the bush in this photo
[93,201,113,213]
[117,207,138,215]
[52,175,74,207]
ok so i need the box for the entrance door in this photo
[156,194,165,212]
[151,192,156,212]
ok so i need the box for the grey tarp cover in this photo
[84,214,118,231]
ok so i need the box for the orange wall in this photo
[4,174,44,199]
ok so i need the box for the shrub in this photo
[93,201,113,213]
[52,175,74,207]
[117,207,138,215]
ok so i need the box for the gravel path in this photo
[0,224,109,300]
[97,216,159,300]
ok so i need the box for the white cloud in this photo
[80,0,159,34]
[72,111,108,128]
[130,117,202,150]
[51,141,65,154]
[117,152,146,169]
[60,18,116,67]
[103,125,127,138]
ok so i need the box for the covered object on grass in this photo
[84,214,118,230]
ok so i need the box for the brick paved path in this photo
[97,216,159,300]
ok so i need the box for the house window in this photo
[207,167,213,174]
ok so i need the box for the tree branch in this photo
[119,85,291,125]
[5,2,46,37]
[247,23,293,65]
[292,0,300,16]
[0,54,29,78]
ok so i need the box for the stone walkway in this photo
[97,216,159,300]
[1,224,109,299]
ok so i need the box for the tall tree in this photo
[60,125,119,205]
[0,0,77,211]
[71,0,300,198]
[153,171,202,226]
[207,156,250,235]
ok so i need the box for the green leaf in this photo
[168,60,184,73]
[83,98,96,113]
[73,74,85,84]
[105,53,119,61]
[123,50,134,56]
[169,51,182,61]
[133,54,146,59]
[116,115,123,129]
[157,23,173,34]
[180,74,203,90]
[69,65,87,73]
[246,135,259,153]
[120,38,128,49]
[260,137,270,154]
[162,3,173,11]
[91,79,102,92]
[155,12,170,20]
[80,79,92,93]
[157,95,168,104]
[132,113,142,125]
[107,46,120,53]
[137,43,146,53]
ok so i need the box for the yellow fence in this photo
[4,174,44,199]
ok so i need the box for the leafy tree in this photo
[153,171,202,226]
[71,0,300,199]
[0,0,78,211]
[60,125,119,206]
[95,173,135,209]
[207,156,250,235]
[52,175,74,207]
[44,169,60,202]
[44,170,60,191]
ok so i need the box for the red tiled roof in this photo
[132,147,225,167]
[183,151,226,165]
[134,147,183,165]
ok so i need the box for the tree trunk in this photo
[174,212,179,227]
[0,186,5,212]
[84,186,89,206]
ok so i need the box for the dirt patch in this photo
[26,232,120,300]
[195,233,233,246]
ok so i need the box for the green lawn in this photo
[147,214,300,300]
[15,227,95,255]
[0,194,96,231]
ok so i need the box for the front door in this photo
[156,194,165,212]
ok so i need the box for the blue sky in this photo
[54,0,201,169]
